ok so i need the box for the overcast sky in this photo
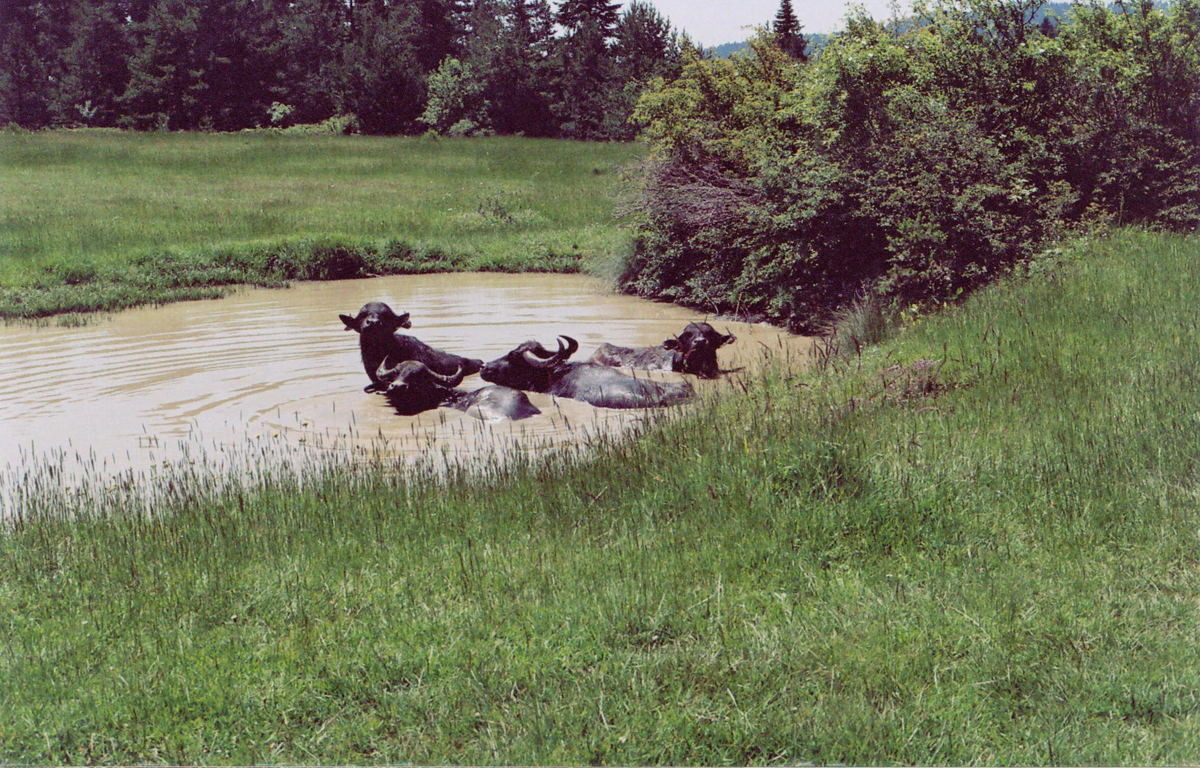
[646,0,907,46]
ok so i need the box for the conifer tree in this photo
[557,0,621,38]
[606,0,676,138]
[551,14,613,138]
[52,0,132,126]
[414,0,469,71]
[773,0,807,60]
[117,0,207,129]
[345,0,426,134]
[0,0,57,127]
[494,0,554,135]
[274,0,350,125]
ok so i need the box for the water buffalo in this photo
[589,322,736,379]
[480,335,693,409]
[375,359,541,421]
[339,301,483,392]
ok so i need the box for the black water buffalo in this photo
[375,359,541,421]
[339,302,483,392]
[589,322,737,379]
[480,335,693,409]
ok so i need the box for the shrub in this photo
[621,0,1200,328]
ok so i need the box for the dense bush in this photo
[621,0,1200,330]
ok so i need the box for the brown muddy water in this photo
[0,273,813,516]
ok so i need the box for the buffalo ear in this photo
[720,333,736,346]
[339,314,360,332]
[396,312,412,330]
[662,338,680,350]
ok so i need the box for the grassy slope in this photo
[1,229,1197,763]
[0,130,639,318]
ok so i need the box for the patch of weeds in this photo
[823,291,897,361]
[876,358,951,403]
[459,194,545,231]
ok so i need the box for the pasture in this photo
[2,229,1198,763]
[0,130,640,319]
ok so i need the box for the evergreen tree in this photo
[194,0,279,130]
[526,0,557,61]
[773,0,807,60]
[274,0,351,125]
[613,1,675,83]
[606,1,677,138]
[492,0,554,134]
[0,1,56,127]
[116,0,207,129]
[414,0,469,71]
[557,0,621,38]
[551,15,613,138]
[52,0,133,126]
[345,0,426,134]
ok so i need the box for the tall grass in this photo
[0,130,640,319]
[2,229,1199,764]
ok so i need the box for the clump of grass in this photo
[2,229,1199,765]
[818,290,897,364]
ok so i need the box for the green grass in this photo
[2,228,1198,763]
[0,130,640,319]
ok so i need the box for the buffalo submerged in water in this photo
[480,335,693,409]
[339,301,483,392]
[374,359,541,421]
[589,321,736,379]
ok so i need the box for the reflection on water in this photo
[0,273,814,515]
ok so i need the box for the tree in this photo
[273,0,351,125]
[345,0,427,134]
[0,1,56,127]
[490,0,555,134]
[413,0,469,71]
[52,0,132,126]
[773,0,807,60]
[614,1,675,83]
[193,0,280,130]
[551,15,614,138]
[557,0,621,38]
[607,1,678,138]
[419,57,488,134]
[116,0,207,129]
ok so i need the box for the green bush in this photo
[622,0,1200,330]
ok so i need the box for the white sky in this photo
[643,0,907,46]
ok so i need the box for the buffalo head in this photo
[663,322,736,378]
[375,359,464,415]
[339,302,412,337]
[480,336,578,392]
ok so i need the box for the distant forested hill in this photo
[711,34,827,58]
[710,2,1086,60]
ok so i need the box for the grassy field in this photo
[2,229,1198,764]
[0,130,640,319]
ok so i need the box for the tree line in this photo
[0,0,694,138]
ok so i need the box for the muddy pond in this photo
[0,273,813,511]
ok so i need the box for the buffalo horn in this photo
[429,365,464,388]
[376,358,401,382]
[522,335,578,369]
